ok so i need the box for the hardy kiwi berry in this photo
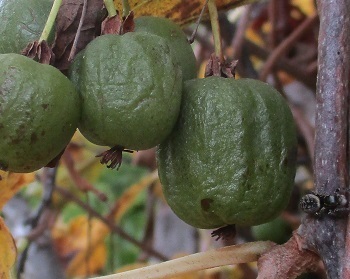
[157,77,297,229]
[0,54,80,173]
[70,32,183,168]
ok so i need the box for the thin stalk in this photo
[90,242,274,279]
[188,0,209,44]
[122,0,131,17]
[207,0,224,63]
[39,0,62,42]
[104,0,117,17]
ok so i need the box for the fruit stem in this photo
[39,0,62,42]
[88,241,274,279]
[104,0,117,17]
[207,0,224,63]
[122,0,131,17]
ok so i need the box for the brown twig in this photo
[268,0,290,48]
[297,0,350,278]
[231,5,252,60]
[55,185,168,261]
[138,186,156,261]
[306,59,318,75]
[267,0,278,48]
[259,13,318,81]
[68,0,88,60]
[188,0,209,44]
[62,148,108,201]
[290,105,315,164]
[245,39,316,90]
[268,72,315,164]
[257,234,321,278]
[17,167,58,279]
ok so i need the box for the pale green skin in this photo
[0,54,80,173]
[157,77,297,229]
[75,33,183,150]
[0,0,53,54]
[134,16,197,81]
[252,217,292,244]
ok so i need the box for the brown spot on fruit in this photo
[30,132,38,144]
[11,137,20,145]
[201,198,214,211]
[41,103,49,109]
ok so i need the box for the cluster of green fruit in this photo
[0,8,196,172]
[0,0,297,230]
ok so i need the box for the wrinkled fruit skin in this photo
[0,54,80,173]
[134,16,197,81]
[72,33,183,150]
[157,77,297,229]
[0,0,53,54]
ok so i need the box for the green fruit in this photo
[71,32,182,150]
[0,53,80,173]
[157,77,297,229]
[134,16,197,81]
[68,50,84,91]
[0,0,53,54]
[251,217,292,244]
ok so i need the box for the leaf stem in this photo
[104,0,117,17]
[122,0,131,17]
[207,0,224,63]
[39,0,62,42]
[89,241,274,279]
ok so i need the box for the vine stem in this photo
[122,0,131,17]
[89,241,274,279]
[39,0,62,42]
[207,0,224,63]
[297,1,350,278]
[104,0,117,17]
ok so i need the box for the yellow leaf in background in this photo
[53,170,158,277]
[68,242,107,277]
[292,0,316,16]
[0,217,17,279]
[53,132,105,208]
[110,170,158,222]
[53,215,109,277]
[0,171,34,210]
[114,0,258,25]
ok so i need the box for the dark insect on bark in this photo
[299,189,349,217]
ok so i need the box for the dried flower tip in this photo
[96,145,134,170]
[211,224,236,241]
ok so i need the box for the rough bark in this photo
[297,0,350,278]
